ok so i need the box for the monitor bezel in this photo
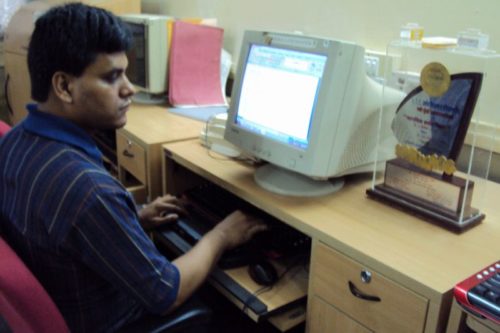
[225,31,365,178]
[120,14,172,95]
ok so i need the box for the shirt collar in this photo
[23,104,103,163]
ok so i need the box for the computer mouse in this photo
[248,260,278,286]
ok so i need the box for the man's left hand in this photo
[138,195,187,230]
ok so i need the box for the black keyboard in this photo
[162,183,311,269]
[454,260,500,324]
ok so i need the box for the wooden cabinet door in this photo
[308,296,373,333]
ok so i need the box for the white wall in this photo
[143,0,500,165]
[143,0,500,128]
[143,0,500,62]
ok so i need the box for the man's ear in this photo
[52,72,74,103]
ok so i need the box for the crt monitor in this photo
[224,30,403,197]
[120,14,172,104]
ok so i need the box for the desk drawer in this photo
[117,131,146,184]
[308,296,372,333]
[467,315,500,333]
[310,242,428,332]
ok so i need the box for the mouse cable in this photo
[241,285,273,315]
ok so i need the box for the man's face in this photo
[69,52,135,131]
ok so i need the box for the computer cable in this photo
[201,114,261,164]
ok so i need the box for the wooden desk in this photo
[116,104,203,203]
[161,139,500,333]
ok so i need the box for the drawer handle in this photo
[348,281,381,302]
[122,149,134,158]
[4,74,13,115]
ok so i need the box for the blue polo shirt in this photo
[0,105,180,333]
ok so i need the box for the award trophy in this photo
[367,61,485,232]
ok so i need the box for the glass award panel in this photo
[367,41,500,232]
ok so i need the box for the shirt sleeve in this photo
[63,181,180,315]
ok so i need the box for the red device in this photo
[454,260,500,324]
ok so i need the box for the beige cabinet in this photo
[116,130,148,203]
[3,1,49,124]
[308,242,428,333]
[308,296,373,333]
[447,299,500,333]
[116,105,203,204]
[466,316,500,333]
[4,52,32,124]
[45,0,141,13]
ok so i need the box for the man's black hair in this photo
[27,3,132,102]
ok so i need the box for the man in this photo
[0,3,265,332]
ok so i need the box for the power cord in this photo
[201,115,261,165]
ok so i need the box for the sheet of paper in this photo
[168,106,227,122]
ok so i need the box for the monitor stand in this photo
[254,164,344,197]
[132,91,168,105]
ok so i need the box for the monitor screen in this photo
[225,31,404,197]
[235,45,327,150]
[125,22,146,88]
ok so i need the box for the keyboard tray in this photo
[164,183,311,269]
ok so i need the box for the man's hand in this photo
[138,195,187,230]
[170,209,267,309]
[210,210,268,251]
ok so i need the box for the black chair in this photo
[118,296,212,333]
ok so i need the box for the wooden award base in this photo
[366,159,485,232]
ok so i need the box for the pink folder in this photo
[168,21,225,107]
